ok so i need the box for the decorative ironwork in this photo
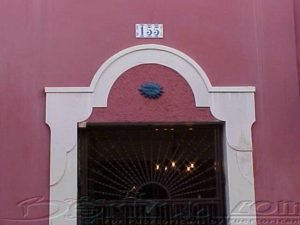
[78,125,226,225]
[139,82,164,99]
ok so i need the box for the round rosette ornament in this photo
[139,82,164,99]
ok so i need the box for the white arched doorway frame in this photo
[45,44,257,225]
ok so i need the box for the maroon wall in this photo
[295,0,300,93]
[0,0,299,224]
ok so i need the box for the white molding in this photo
[209,86,256,93]
[45,44,257,225]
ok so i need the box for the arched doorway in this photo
[45,44,256,225]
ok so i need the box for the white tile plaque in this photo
[135,24,164,38]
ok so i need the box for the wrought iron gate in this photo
[78,124,226,225]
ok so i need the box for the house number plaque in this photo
[135,24,164,38]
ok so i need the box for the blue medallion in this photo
[139,82,164,99]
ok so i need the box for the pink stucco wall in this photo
[294,0,300,93]
[0,0,299,224]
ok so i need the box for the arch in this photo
[46,44,254,107]
[138,182,171,199]
[45,44,257,225]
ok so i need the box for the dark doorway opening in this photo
[78,124,226,225]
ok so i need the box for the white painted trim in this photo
[44,86,256,93]
[44,87,93,93]
[209,86,256,93]
[46,44,257,225]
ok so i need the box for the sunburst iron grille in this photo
[78,125,226,225]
